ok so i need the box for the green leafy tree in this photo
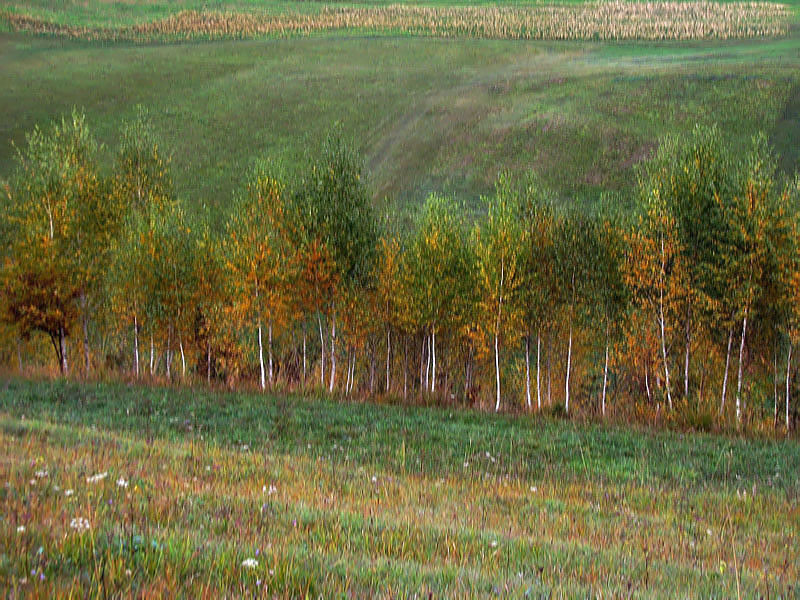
[108,107,174,378]
[2,109,108,375]
[293,133,378,392]
[474,174,525,411]
[518,175,557,410]
[590,209,629,417]
[641,125,732,405]
[226,167,291,390]
[406,194,476,398]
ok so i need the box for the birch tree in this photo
[2,110,103,375]
[592,210,628,417]
[406,194,474,398]
[518,176,556,410]
[108,106,174,378]
[226,168,290,390]
[553,209,595,414]
[474,175,524,411]
[294,133,377,393]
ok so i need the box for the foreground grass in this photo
[1,377,798,596]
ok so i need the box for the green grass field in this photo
[2,1,799,224]
[1,377,798,596]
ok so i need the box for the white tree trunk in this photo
[537,333,542,411]
[494,329,501,412]
[386,328,391,394]
[207,340,211,383]
[150,333,154,376]
[302,328,307,386]
[736,308,748,424]
[787,343,793,432]
[268,318,274,386]
[494,259,504,412]
[425,334,430,392]
[565,323,572,414]
[345,349,352,395]
[645,361,651,403]
[59,327,68,376]
[658,273,672,410]
[547,333,552,405]
[602,331,609,418]
[525,336,531,410]
[419,335,425,392]
[329,313,336,393]
[684,306,690,400]
[166,323,172,380]
[773,346,779,427]
[349,351,357,395]
[179,336,186,378]
[318,313,325,387]
[403,337,408,400]
[431,328,436,394]
[133,315,140,379]
[257,318,266,391]
[721,326,733,415]
[81,293,90,376]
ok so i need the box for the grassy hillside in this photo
[1,377,798,596]
[1,33,798,223]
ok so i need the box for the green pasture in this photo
[1,32,798,225]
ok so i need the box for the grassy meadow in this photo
[1,377,799,596]
[1,1,799,224]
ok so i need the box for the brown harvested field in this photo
[1,1,791,42]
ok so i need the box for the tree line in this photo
[2,109,799,432]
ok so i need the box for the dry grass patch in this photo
[1,2,791,42]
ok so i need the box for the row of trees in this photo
[2,110,799,431]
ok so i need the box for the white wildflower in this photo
[530,486,537,493]
[490,540,498,548]
[268,485,277,496]
[86,472,107,484]
[371,475,377,484]
[17,525,25,533]
[116,478,129,489]
[29,479,36,486]
[64,489,74,497]
[707,528,713,536]
[241,558,258,569]
[35,470,48,479]
[70,517,91,532]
